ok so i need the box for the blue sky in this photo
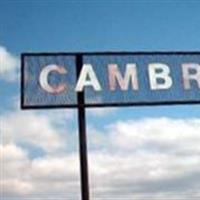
[2,0,200,53]
[1,0,200,117]
[1,1,200,199]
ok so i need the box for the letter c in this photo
[39,64,67,94]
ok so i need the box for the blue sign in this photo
[21,52,200,108]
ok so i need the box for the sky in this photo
[1,1,200,200]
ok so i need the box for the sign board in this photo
[22,52,200,109]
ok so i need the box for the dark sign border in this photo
[21,52,200,110]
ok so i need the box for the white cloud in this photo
[0,143,80,198]
[0,144,33,195]
[0,46,19,81]
[0,110,76,153]
[88,118,200,199]
[107,118,200,154]
[0,110,69,153]
[87,107,118,117]
[1,117,200,199]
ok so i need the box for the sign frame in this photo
[21,51,200,110]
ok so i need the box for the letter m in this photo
[108,64,139,91]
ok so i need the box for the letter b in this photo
[148,63,173,90]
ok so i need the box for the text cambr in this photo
[39,63,200,94]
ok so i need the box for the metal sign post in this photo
[76,54,90,200]
[21,52,200,200]
[77,103,89,200]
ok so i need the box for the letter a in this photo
[75,64,102,92]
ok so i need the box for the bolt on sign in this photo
[22,52,200,108]
[21,52,200,200]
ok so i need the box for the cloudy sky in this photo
[1,1,200,200]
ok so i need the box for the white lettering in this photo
[39,64,67,94]
[182,63,200,89]
[148,63,173,90]
[108,64,139,91]
[75,64,102,92]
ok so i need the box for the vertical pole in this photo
[76,54,90,200]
